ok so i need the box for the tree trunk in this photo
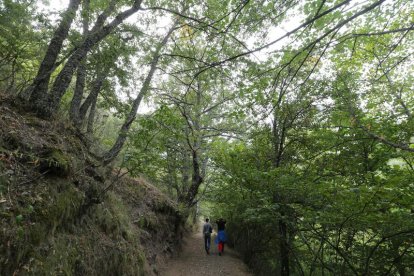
[166,146,177,196]
[69,0,90,125]
[184,149,203,207]
[40,0,144,118]
[70,62,87,124]
[86,98,96,134]
[391,239,406,276]
[79,72,106,125]
[182,81,204,207]
[103,22,176,164]
[272,103,290,275]
[178,148,191,203]
[279,218,290,276]
[27,0,81,114]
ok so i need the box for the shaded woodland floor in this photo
[160,225,252,276]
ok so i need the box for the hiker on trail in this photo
[202,218,213,254]
[215,218,227,256]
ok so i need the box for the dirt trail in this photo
[160,225,253,276]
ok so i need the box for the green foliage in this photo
[0,0,48,93]
[1,0,414,274]
[207,119,414,274]
[125,106,186,193]
[39,148,72,176]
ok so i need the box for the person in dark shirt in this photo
[202,218,213,254]
[215,218,227,255]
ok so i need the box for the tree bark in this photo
[40,0,144,118]
[70,61,87,124]
[69,0,90,125]
[166,146,176,196]
[86,97,96,134]
[183,149,203,206]
[182,81,204,207]
[27,0,81,114]
[279,218,290,276]
[178,147,191,203]
[79,72,106,124]
[103,22,176,164]
[272,95,291,275]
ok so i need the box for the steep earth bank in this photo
[0,103,185,275]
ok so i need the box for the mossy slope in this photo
[0,105,184,275]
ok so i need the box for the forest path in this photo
[159,224,253,276]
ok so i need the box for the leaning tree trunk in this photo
[26,0,81,114]
[69,0,90,125]
[78,70,107,125]
[70,61,87,125]
[86,98,96,134]
[102,22,177,165]
[182,82,204,207]
[40,0,143,118]
[183,149,203,207]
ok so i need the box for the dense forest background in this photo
[1,0,413,275]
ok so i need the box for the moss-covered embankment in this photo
[0,105,185,275]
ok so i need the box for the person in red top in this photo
[215,218,227,256]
